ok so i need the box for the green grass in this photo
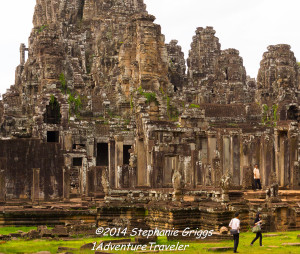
[0,227,299,253]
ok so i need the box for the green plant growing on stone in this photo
[68,93,82,117]
[144,92,157,104]
[50,95,55,107]
[124,119,130,125]
[169,59,175,68]
[262,104,278,127]
[166,95,179,121]
[48,95,62,123]
[107,109,114,118]
[59,73,67,93]
[59,73,82,117]
[189,104,200,108]
[37,24,48,33]
[272,104,278,123]
[138,86,158,105]
[262,104,271,125]
[137,86,143,95]
[130,95,134,110]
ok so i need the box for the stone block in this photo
[51,226,69,237]
[28,230,40,239]
[135,236,158,244]
[219,226,229,234]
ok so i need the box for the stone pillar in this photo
[109,140,116,188]
[261,136,266,186]
[115,136,124,188]
[277,132,288,187]
[232,135,240,185]
[223,136,230,173]
[63,167,70,201]
[61,104,69,128]
[208,132,217,164]
[274,130,280,185]
[32,168,40,202]
[191,143,197,188]
[137,139,147,186]
[0,170,5,202]
[86,138,94,160]
[64,133,73,152]
[20,43,26,65]
[81,157,87,196]
[207,132,217,185]
[240,139,249,185]
[290,132,298,188]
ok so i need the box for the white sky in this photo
[0,0,300,96]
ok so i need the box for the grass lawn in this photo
[0,227,299,253]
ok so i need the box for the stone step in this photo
[57,246,77,252]
[205,247,234,252]
[264,234,280,237]
[282,243,300,246]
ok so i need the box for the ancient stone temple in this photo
[0,0,300,232]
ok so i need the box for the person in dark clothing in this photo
[250,212,263,246]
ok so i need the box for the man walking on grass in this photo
[229,212,240,253]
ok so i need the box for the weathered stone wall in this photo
[166,40,187,91]
[118,13,169,94]
[0,139,64,200]
[186,27,249,104]
[257,44,299,106]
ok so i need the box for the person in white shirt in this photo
[253,164,262,190]
[229,212,240,253]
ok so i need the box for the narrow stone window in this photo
[123,145,131,165]
[47,131,59,143]
[44,96,61,124]
[78,0,85,20]
[73,157,83,166]
[96,143,108,166]
[287,106,298,121]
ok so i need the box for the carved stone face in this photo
[258,44,298,89]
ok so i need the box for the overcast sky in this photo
[0,0,299,96]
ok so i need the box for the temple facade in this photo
[0,0,300,231]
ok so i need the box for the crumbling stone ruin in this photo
[0,0,300,232]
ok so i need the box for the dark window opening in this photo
[78,0,85,20]
[287,106,298,121]
[73,157,83,166]
[280,109,286,121]
[47,131,59,143]
[225,68,228,81]
[44,96,61,124]
[96,143,108,166]
[123,145,131,165]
